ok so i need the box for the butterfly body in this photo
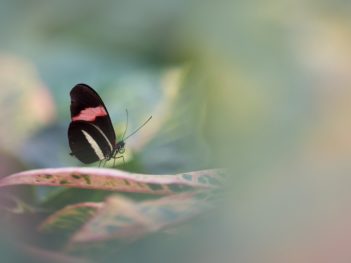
[68,84,125,164]
[68,83,151,166]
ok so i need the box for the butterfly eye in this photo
[119,147,125,154]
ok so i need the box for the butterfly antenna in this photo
[121,109,129,140]
[124,116,152,141]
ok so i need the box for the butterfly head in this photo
[115,140,125,154]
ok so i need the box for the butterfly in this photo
[68,83,152,166]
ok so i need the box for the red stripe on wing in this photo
[72,106,108,122]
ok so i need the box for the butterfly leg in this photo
[112,155,125,167]
[112,151,118,167]
[99,159,108,168]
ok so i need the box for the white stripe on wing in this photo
[81,130,105,160]
[90,123,113,152]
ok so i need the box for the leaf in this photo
[38,202,103,248]
[0,168,224,195]
[69,192,212,245]
[39,202,103,234]
[0,54,55,153]
[19,243,92,263]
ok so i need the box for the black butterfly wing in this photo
[70,83,116,145]
[68,121,114,163]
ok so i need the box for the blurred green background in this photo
[1,0,351,262]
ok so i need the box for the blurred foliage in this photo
[0,0,351,262]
